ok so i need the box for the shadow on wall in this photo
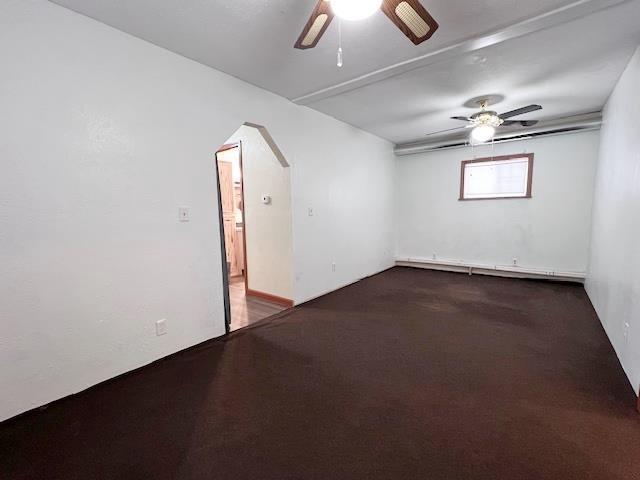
[217,122,294,303]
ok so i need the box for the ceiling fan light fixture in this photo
[469,109,502,143]
[331,0,383,21]
[470,112,503,128]
[471,125,496,143]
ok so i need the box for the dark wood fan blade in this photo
[451,116,470,122]
[380,0,439,45]
[501,120,539,127]
[294,1,334,50]
[499,104,542,119]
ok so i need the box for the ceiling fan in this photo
[427,100,543,143]
[294,0,439,50]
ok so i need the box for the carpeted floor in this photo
[1,267,639,479]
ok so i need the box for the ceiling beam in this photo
[292,0,630,105]
[393,112,603,156]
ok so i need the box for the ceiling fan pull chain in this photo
[337,19,343,67]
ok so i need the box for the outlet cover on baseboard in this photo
[156,319,167,336]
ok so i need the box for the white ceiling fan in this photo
[426,100,543,143]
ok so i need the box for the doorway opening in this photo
[214,123,294,332]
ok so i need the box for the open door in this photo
[214,125,293,332]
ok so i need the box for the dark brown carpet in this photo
[2,267,639,479]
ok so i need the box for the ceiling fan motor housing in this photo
[470,111,504,128]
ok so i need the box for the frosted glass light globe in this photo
[331,0,383,21]
[471,125,496,143]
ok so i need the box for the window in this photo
[459,154,533,200]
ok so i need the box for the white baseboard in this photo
[395,257,585,283]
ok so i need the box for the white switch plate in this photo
[624,322,630,342]
[179,207,190,222]
[156,319,167,336]
[308,208,314,216]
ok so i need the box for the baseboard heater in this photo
[395,257,586,283]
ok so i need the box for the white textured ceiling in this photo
[50,0,640,144]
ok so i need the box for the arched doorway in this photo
[214,123,294,332]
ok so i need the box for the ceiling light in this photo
[471,125,496,143]
[331,0,383,21]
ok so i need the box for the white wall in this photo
[586,47,640,395]
[395,131,599,274]
[226,126,294,300]
[0,0,395,421]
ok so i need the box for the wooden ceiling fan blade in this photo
[294,0,334,50]
[499,105,542,119]
[501,119,539,127]
[380,0,439,45]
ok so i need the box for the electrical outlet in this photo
[156,319,167,336]
[512,258,518,266]
[432,253,437,260]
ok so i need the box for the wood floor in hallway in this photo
[229,276,286,331]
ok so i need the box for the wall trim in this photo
[246,288,295,307]
[396,257,585,282]
[243,122,289,168]
[395,113,601,156]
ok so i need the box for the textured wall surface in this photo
[586,47,640,395]
[395,131,599,274]
[0,0,395,420]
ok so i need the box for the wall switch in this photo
[308,208,314,217]
[179,207,190,222]
[332,262,336,272]
[624,322,630,341]
[156,319,167,336]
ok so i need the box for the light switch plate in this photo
[179,207,190,222]
[156,319,167,336]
